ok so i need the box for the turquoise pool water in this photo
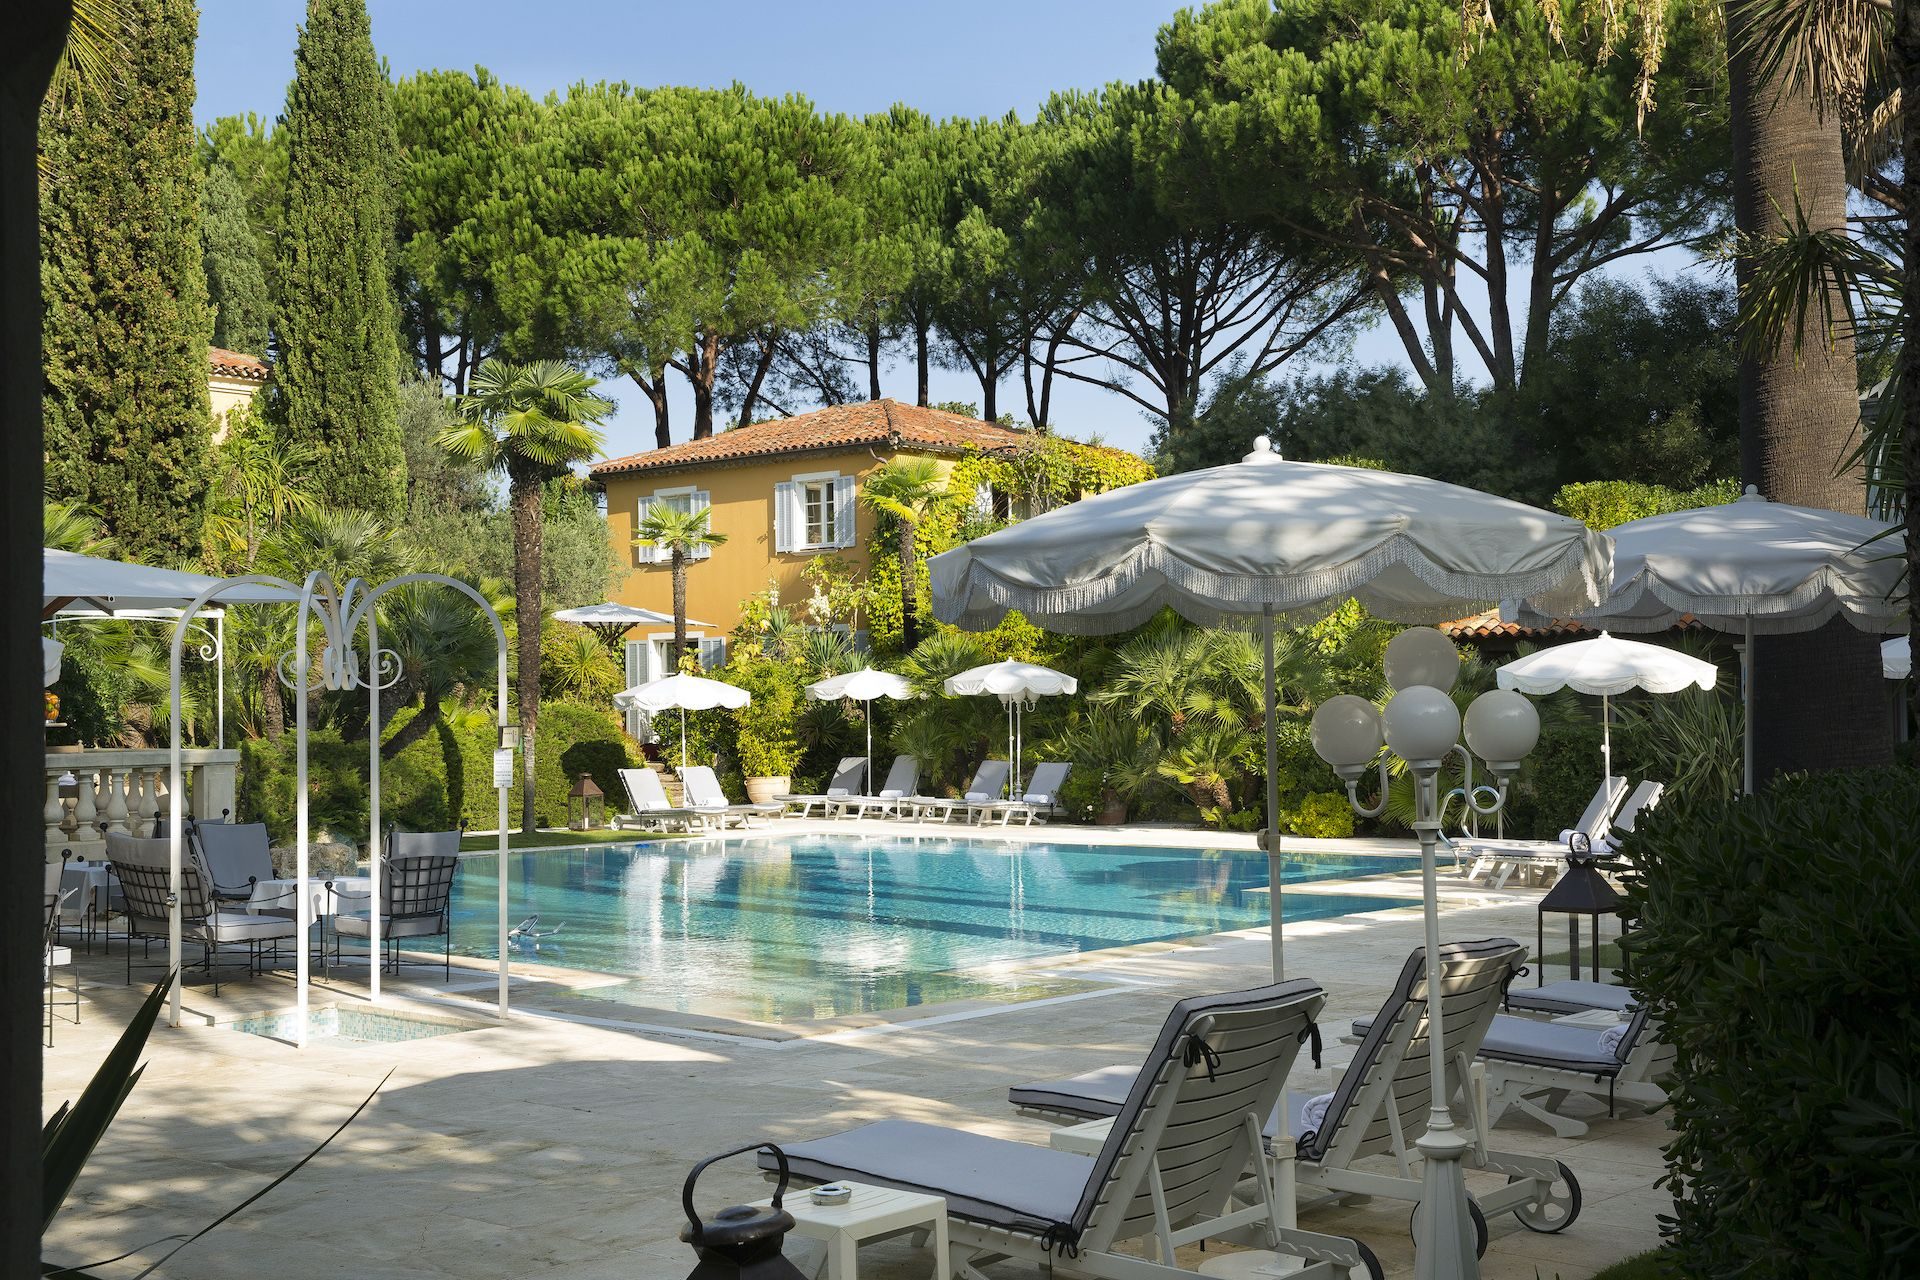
[447,836,1407,1022]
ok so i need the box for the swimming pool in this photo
[445,836,1408,1022]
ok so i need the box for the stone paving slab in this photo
[41,836,1665,1279]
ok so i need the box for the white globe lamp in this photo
[1463,689,1541,777]
[1384,626,1461,693]
[1381,685,1462,768]
[1310,695,1384,778]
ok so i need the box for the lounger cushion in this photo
[1504,979,1638,1017]
[1009,1063,1135,1118]
[208,912,300,942]
[1353,1010,1621,1076]
[762,1120,1088,1232]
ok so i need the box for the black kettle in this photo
[679,1142,808,1279]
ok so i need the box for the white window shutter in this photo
[698,637,727,669]
[774,482,799,553]
[622,641,646,737]
[834,475,856,547]
[635,499,656,564]
[972,482,994,517]
[691,490,713,561]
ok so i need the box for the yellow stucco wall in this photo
[208,375,262,443]
[599,445,960,638]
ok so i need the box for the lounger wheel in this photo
[1510,1160,1582,1233]
[1352,1236,1385,1280]
[1408,1196,1488,1258]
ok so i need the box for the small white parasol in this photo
[613,672,749,769]
[804,668,916,793]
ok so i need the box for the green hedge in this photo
[1622,768,1920,1276]
[238,699,638,842]
[1551,477,1739,530]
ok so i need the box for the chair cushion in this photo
[1504,979,1638,1017]
[760,1120,1087,1234]
[334,913,445,939]
[208,912,299,942]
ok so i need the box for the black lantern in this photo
[1537,833,1621,983]
[568,773,603,830]
[680,1143,808,1280]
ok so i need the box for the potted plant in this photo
[727,652,803,804]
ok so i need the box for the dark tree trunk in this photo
[380,689,441,760]
[1728,3,1891,779]
[689,329,720,439]
[980,376,996,424]
[509,462,544,831]
[262,669,286,740]
[867,323,883,401]
[915,321,930,406]
[898,521,919,649]
[5,8,70,1268]
[632,363,670,450]
[1900,0,1920,750]
[737,333,776,426]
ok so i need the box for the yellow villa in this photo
[589,399,1046,688]
[207,346,268,439]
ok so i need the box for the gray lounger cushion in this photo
[1504,979,1638,1017]
[769,1120,1088,1232]
[1353,1007,1645,1076]
[1008,1063,1136,1119]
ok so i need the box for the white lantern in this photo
[1463,688,1540,773]
[1382,685,1461,766]
[1384,627,1461,693]
[1310,694,1384,770]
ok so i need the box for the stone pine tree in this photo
[40,0,212,562]
[202,161,270,354]
[269,0,405,516]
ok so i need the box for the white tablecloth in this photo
[58,862,118,917]
[245,876,372,919]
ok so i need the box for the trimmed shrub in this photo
[1551,477,1739,530]
[1622,768,1920,1277]
[1285,791,1356,838]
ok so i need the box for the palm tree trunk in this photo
[380,689,440,760]
[1728,7,1891,781]
[671,548,688,671]
[509,463,544,832]
[898,521,919,649]
[1900,0,1920,753]
[262,671,285,740]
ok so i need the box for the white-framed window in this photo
[774,471,856,553]
[636,485,713,565]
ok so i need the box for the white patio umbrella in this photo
[1515,487,1906,793]
[43,546,293,615]
[942,660,1078,794]
[553,601,712,649]
[804,668,916,794]
[613,672,749,769]
[1884,636,1910,680]
[1495,633,1718,785]
[931,435,1609,980]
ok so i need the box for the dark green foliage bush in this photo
[1622,768,1920,1277]
[1499,718,1603,839]
[238,700,637,841]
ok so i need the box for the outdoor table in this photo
[750,1180,948,1280]
[58,861,118,949]
[1048,1115,1114,1156]
[246,876,372,979]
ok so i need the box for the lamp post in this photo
[1311,627,1540,1280]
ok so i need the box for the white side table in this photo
[754,1180,948,1280]
[1049,1116,1115,1156]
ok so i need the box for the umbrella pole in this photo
[865,698,873,796]
[1742,615,1755,795]
[1263,606,1283,983]
[1602,693,1611,785]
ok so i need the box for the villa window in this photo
[636,486,712,565]
[774,472,855,552]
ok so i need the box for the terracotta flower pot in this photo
[744,776,790,805]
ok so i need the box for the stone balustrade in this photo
[44,748,240,859]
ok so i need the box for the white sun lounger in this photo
[613,767,713,833]
[904,760,1010,823]
[763,979,1383,1280]
[980,762,1071,825]
[827,755,920,818]
[1454,775,1628,887]
[1011,939,1581,1254]
[775,757,868,818]
[681,766,783,828]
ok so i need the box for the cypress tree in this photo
[40,0,212,562]
[202,161,270,354]
[269,0,405,516]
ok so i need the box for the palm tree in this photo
[440,358,613,831]
[203,406,319,570]
[858,458,950,649]
[634,503,727,671]
[377,575,514,759]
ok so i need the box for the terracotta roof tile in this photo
[1439,610,1704,640]
[208,347,269,382]
[589,399,1038,478]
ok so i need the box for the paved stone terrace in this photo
[41,823,1666,1279]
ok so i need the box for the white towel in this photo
[964,791,990,802]
[1557,828,1578,844]
[1300,1091,1335,1134]
[1598,1024,1627,1058]
[827,788,849,797]
[1023,793,1051,805]
[880,789,905,799]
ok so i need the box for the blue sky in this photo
[192,0,1690,460]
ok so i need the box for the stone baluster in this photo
[44,773,66,852]
[74,769,99,844]
[133,767,160,836]
[103,768,131,836]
